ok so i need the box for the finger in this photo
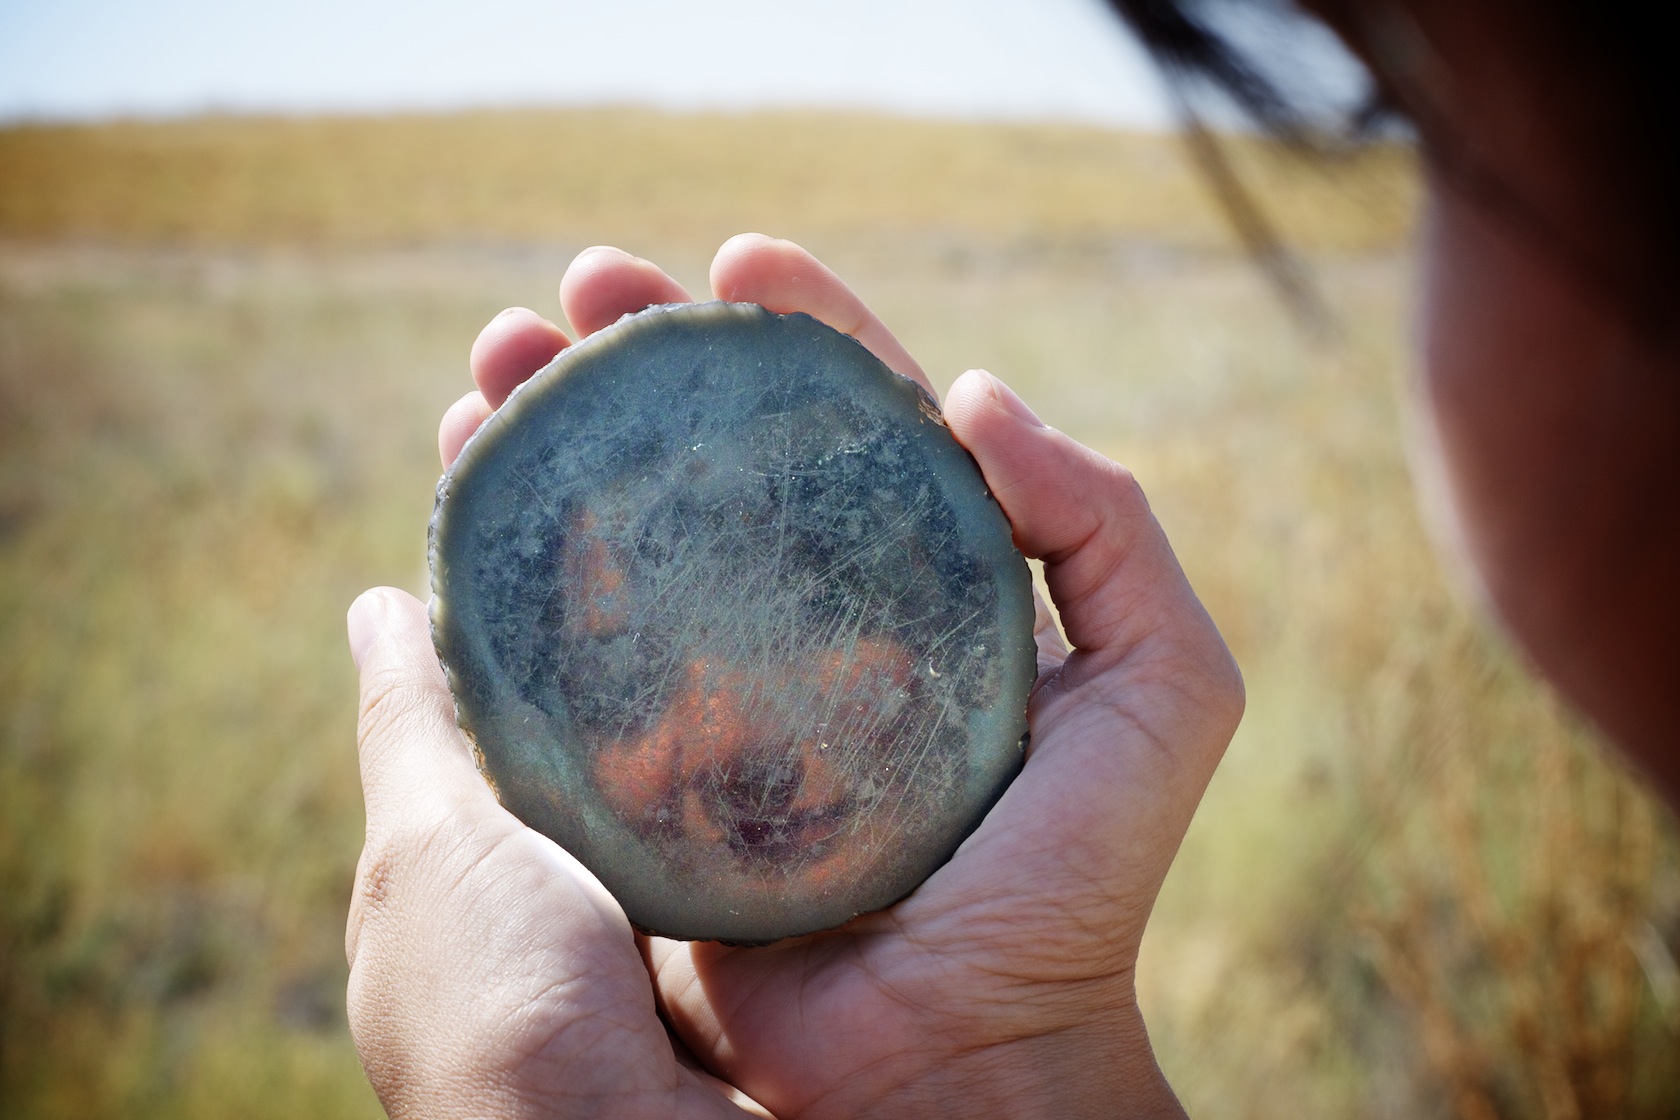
[642,938,780,1117]
[439,390,493,468]
[469,307,571,408]
[347,587,497,846]
[942,370,1243,765]
[945,370,1202,665]
[560,245,693,338]
[346,585,493,967]
[709,233,933,394]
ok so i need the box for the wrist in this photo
[918,998,1184,1120]
[1000,1005,1183,1120]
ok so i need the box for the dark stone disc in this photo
[429,301,1036,943]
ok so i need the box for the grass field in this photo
[1,108,1676,1118]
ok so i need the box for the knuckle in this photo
[1088,450,1148,516]
[346,835,403,968]
[357,837,401,915]
[1216,656,1247,733]
[349,813,482,937]
[345,821,456,976]
[356,663,445,755]
[1189,618,1247,741]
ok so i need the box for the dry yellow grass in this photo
[1,108,1673,1119]
[0,108,1416,253]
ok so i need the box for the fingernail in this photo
[493,306,527,320]
[347,589,388,671]
[978,370,1046,429]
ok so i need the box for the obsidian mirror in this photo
[429,301,1036,943]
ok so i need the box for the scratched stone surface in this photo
[429,302,1036,943]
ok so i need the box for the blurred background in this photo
[1,1,1676,1117]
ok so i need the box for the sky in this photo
[0,0,1184,127]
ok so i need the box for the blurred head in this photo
[1108,0,1680,799]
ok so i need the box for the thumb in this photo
[345,586,502,966]
[942,370,1243,781]
[347,587,492,835]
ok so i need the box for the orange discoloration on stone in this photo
[590,637,917,888]
[788,744,848,817]
[565,508,633,635]
[680,785,729,848]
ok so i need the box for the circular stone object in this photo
[429,301,1036,944]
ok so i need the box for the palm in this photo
[644,634,1211,1117]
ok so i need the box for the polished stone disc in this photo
[429,301,1036,943]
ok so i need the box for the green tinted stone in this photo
[429,301,1035,943]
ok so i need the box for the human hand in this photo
[346,234,1244,1119]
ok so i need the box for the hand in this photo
[345,234,1244,1119]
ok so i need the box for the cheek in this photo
[1405,182,1604,643]
[1408,179,1680,771]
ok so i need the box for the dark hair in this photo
[1094,0,1390,331]
[1100,0,1680,334]
[1102,0,1385,141]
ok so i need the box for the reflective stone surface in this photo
[430,302,1036,943]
